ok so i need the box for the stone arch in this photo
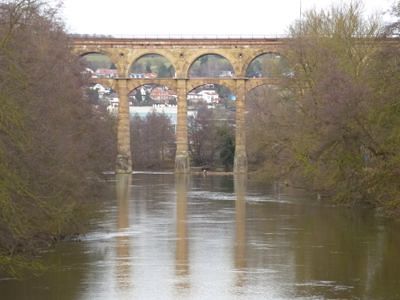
[77,49,110,56]
[77,50,116,64]
[245,78,282,93]
[127,79,177,93]
[241,49,266,76]
[246,83,279,94]
[129,53,176,79]
[79,52,118,79]
[186,79,236,93]
[245,52,290,78]
[186,52,236,78]
[74,46,115,59]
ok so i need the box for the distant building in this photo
[94,68,117,78]
[91,83,109,98]
[106,97,119,114]
[129,73,144,78]
[150,87,177,104]
[188,89,220,104]
[219,70,234,77]
[144,73,157,79]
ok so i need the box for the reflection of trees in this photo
[115,174,132,289]
[289,207,400,299]
[363,224,400,299]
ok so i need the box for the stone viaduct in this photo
[71,37,287,174]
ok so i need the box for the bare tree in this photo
[0,0,116,277]
[131,112,176,169]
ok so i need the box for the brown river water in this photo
[1,173,399,299]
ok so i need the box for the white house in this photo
[187,89,220,104]
[91,83,108,98]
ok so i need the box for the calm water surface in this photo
[1,173,400,300]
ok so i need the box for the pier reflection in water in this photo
[115,174,132,290]
[1,173,400,300]
[175,175,190,293]
[234,174,247,288]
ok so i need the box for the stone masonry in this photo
[71,37,287,174]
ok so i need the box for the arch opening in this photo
[80,53,117,79]
[188,54,234,78]
[246,53,291,78]
[245,84,292,171]
[129,54,175,79]
[128,84,177,170]
[187,84,236,171]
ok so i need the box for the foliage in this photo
[0,0,116,277]
[246,1,400,215]
[189,54,234,77]
[246,53,290,78]
[218,125,235,171]
[246,85,295,179]
[130,112,176,169]
[80,53,116,71]
[130,54,175,78]
[188,105,235,170]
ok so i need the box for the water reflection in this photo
[2,174,400,300]
[234,175,247,288]
[175,175,190,292]
[115,174,131,290]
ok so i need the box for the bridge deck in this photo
[71,36,288,47]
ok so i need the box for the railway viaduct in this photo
[71,37,288,174]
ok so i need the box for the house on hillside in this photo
[129,73,145,78]
[188,89,220,104]
[144,73,157,79]
[219,70,234,77]
[150,87,177,104]
[95,68,118,78]
[106,98,119,114]
[91,83,109,98]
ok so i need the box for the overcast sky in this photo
[60,0,395,37]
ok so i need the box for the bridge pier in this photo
[175,79,190,174]
[116,79,132,174]
[234,79,248,173]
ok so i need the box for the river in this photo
[1,173,399,299]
